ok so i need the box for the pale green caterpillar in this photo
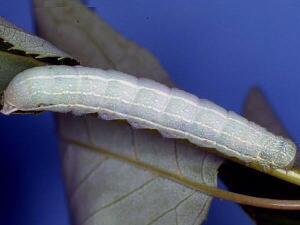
[1,65,297,168]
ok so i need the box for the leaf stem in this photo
[62,136,300,210]
[248,162,300,186]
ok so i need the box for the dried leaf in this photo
[33,0,223,224]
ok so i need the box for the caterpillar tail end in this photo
[1,102,18,115]
[0,91,18,115]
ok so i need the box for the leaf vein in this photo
[69,155,108,203]
[146,192,195,225]
[80,176,157,225]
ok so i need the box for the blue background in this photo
[1,0,299,224]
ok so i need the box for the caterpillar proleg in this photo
[1,65,296,168]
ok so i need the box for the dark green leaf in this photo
[0,16,78,94]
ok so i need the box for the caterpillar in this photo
[1,65,296,168]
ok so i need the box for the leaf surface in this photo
[0,16,70,58]
[0,16,77,93]
[33,0,223,224]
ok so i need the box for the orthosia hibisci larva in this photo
[1,65,296,168]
